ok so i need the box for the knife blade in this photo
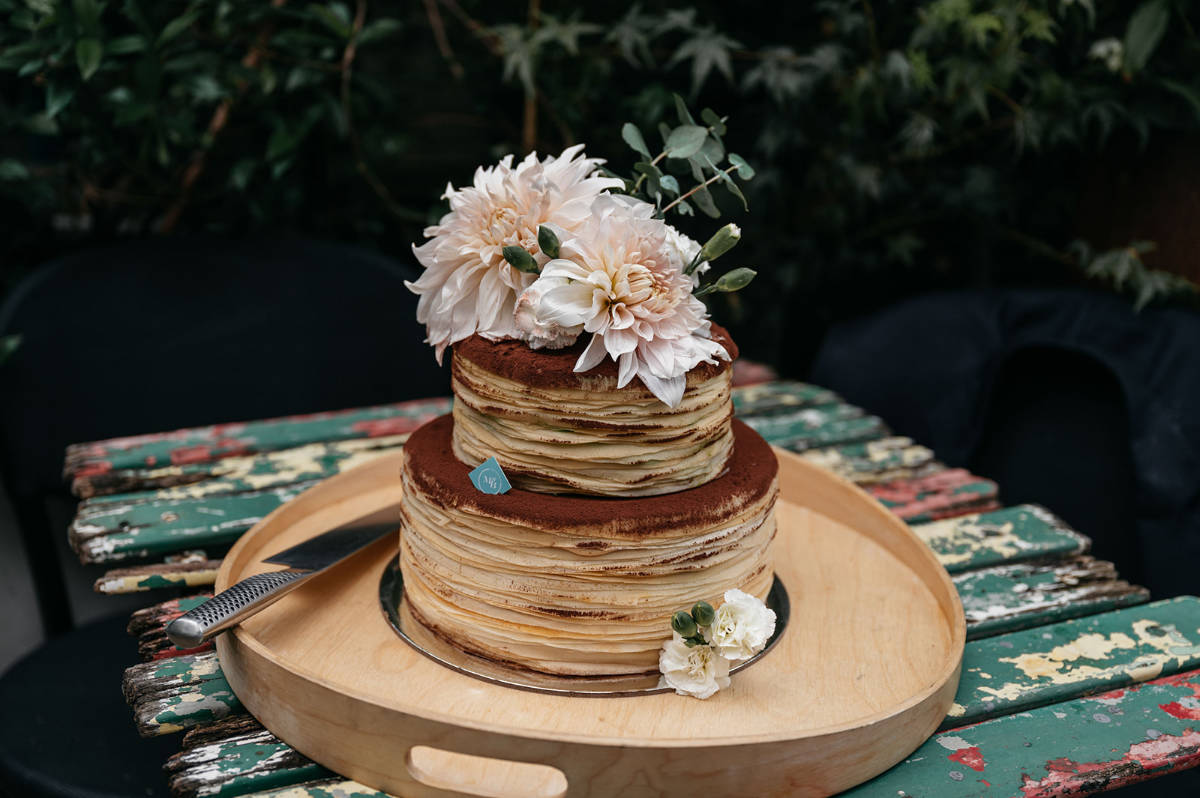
[165,517,396,649]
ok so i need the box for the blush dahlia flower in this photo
[407,145,623,361]
[514,194,728,407]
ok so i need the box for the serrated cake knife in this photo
[165,519,396,649]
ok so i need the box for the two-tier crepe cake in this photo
[398,144,779,686]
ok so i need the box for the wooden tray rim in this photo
[216,444,966,749]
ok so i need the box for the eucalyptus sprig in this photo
[618,95,755,219]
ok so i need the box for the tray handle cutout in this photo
[406,746,569,798]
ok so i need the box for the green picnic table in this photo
[66,377,1200,797]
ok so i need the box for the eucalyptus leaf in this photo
[701,107,726,135]
[673,93,695,125]
[659,174,680,195]
[621,122,652,159]
[665,125,707,158]
[699,135,724,165]
[728,153,755,180]
[676,200,694,216]
[692,185,721,218]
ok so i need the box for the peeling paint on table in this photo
[869,468,1000,523]
[730,380,840,416]
[845,669,1200,797]
[916,505,1090,574]
[74,481,320,564]
[946,597,1200,728]
[956,556,1150,639]
[124,653,243,736]
[64,398,451,479]
[77,435,408,504]
[799,436,939,485]
[166,726,331,798]
[741,403,892,452]
[95,558,222,594]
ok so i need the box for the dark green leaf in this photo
[0,159,29,180]
[18,59,44,77]
[229,158,256,191]
[106,35,148,55]
[621,122,651,159]
[307,3,352,38]
[76,38,102,80]
[1124,0,1170,74]
[46,83,75,117]
[665,125,707,158]
[728,153,755,180]
[158,12,200,47]
[0,334,21,366]
[73,0,102,35]
[24,112,58,135]
[357,17,402,46]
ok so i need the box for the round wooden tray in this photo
[216,445,964,798]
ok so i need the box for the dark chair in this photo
[0,236,448,796]
[809,288,1200,599]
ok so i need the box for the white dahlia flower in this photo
[513,194,728,407]
[407,144,623,361]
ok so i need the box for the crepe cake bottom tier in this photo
[398,414,779,677]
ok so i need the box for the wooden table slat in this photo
[845,668,1200,797]
[867,468,1000,523]
[914,504,1090,574]
[946,596,1200,729]
[166,726,332,798]
[64,398,452,480]
[77,435,409,503]
[957,556,1150,639]
[96,558,222,595]
[798,436,938,485]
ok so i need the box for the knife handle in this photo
[165,569,313,649]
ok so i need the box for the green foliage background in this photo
[1,0,1198,371]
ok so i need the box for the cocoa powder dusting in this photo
[403,414,778,538]
[453,324,738,391]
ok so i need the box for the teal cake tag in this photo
[468,457,512,495]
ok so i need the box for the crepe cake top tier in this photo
[398,413,779,676]
[450,325,738,497]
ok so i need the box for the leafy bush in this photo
[1,0,1197,369]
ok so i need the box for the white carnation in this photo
[708,589,777,661]
[658,633,731,699]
